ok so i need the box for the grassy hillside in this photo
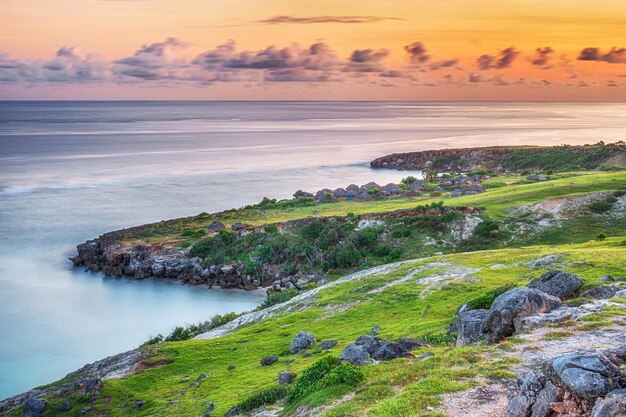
[25,238,626,417]
[4,170,626,417]
[129,171,626,244]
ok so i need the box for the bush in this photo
[327,242,362,269]
[588,199,615,214]
[154,312,240,343]
[356,227,378,249]
[258,289,299,310]
[391,225,411,238]
[473,219,499,237]
[285,356,337,404]
[401,176,418,185]
[596,233,607,241]
[237,386,289,412]
[420,332,457,346]
[314,362,364,391]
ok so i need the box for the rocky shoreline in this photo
[370,144,625,172]
[71,205,481,291]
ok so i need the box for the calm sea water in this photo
[1,101,626,399]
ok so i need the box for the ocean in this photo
[1,101,626,399]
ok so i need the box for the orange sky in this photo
[1,0,626,99]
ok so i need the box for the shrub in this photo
[401,176,418,185]
[327,242,362,269]
[391,226,411,238]
[157,312,240,342]
[420,332,457,346]
[596,233,607,241]
[258,289,299,310]
[236,386,289,412]
[314,362,364,391]
[356,227,378,249]
[286,356,337,404]
[473,219,500,237]
[588,200,614,213]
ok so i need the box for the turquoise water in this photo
[1,101,626,399]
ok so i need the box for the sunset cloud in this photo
[476,47,519,70]
[530,47,554,67]
[258,15,401,24]
[578,47,626,64]
[404,42,430,63]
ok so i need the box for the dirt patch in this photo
[439,379,510,417]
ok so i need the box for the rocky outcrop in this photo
[481,287,562,343]
[370,145,625,172]
[71,206,481,290]
[455,309,489,346]
[527,270,584,300]
[339,331,423,365]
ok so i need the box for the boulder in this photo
[581,286,618,300]
[339,343,370,366]
[371,341,413,361]
[396,337,427,351]
[599,275,616,282]
[370,325,381,335]
[527,270,583,300]
[289,331,316,354]
[481,288,561,343]
[260,355,279,366]
[354,335,383,355]
[591,389,626,417]
[545,353,620,400]
[278,371,297,385]
[22,398,48,417]
[318,340,338,350]
[504,368,560,417]
[456,309,489,346]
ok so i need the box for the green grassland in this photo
[25,238,626,417]
[129,170,626,245]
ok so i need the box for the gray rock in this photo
[133,400,146,409]
[354,335,383,355]
[456,309,489,346]
[599,275,616,282]
[545,353,620,400]
[592,389,626,417]
[339,343,370,366]
[80,377,102,394]
[514,307,579,331]
[581,285,618,300]
[22,398,48,417]
[196,372,211,381]
[527,270,584,300]
[481,288,561,343]
[503,368,560,417]
[179,377,190,383]
[278,371,297,385]
[318,340,338,350]
[396,337,427,351]
[371,341,412,361]
[224,407,243,417]
[260,355,279,366]
[227,365,236,371]
[202,401,216,417]
[370,325,381,335]
[289,331,316,354]
[528,254,563,268]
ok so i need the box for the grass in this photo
[128,171,626,244]
[23,237,626,417]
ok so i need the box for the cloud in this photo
[345,48,389,72]
[607,79,619,87]
[258,15,401,24]
[531,47,554,67]
[404,42,430,63]
[428,58,459,71]
[115,37,192,80]
[578,47,626,64]
[468,73,482,83]
[476,47,519,70]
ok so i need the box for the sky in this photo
[1,0,626,100]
